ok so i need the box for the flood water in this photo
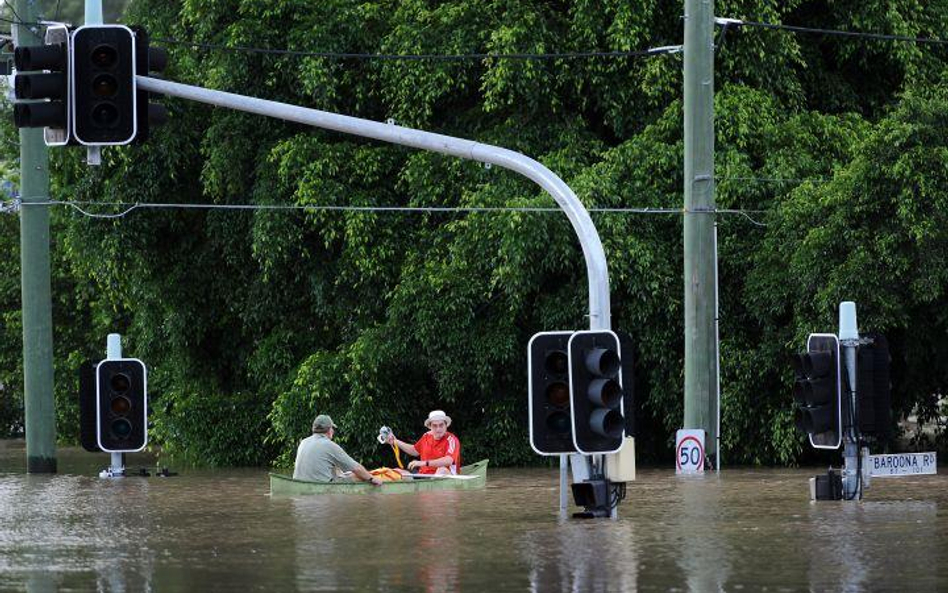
[0,442,945,592]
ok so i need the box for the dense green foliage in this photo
[2,0,948,466]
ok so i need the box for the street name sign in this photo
[865,452,937,478]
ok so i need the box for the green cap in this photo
[312,414,338,433]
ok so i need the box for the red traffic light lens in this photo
[109,372,130,394]
[110,396,132,416]
[91,44,118,68]
[544,350,568,375]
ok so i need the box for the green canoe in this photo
[269,459,488,495]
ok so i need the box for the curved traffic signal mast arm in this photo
[136,75,614,331]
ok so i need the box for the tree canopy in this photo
[1,0,947,466]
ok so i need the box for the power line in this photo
[718,17,948,46]
[3,198,767,225]
[151,37,683,62]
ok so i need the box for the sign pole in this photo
[100,333,125,478]
[838,301,860,499]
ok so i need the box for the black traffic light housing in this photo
[131,26,168,144]
[528,331,576,455]
[792,333,842,449]
[12,38,69,130]
[855,333,892,439]
[568,330,625,455]
[96,358,148,452]
[79,360,102,452]
[72,25,137,145]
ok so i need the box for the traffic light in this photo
[855,333,892,439]
[131,26,168,144]
[568,330,625,454]
[96,358,147,452]
[71,25,137,145]
[79,360,102,452]
[12,29,70,134]
[791,333,841,449]
[528,331,576,455]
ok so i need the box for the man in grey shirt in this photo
[293,414,382,485]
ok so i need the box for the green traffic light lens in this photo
[92,74,118,97]
[110,418,133,439]
[109,372,130,394]
[91,44,118,68]
[545,381,569,408]
[92,103,120,127]
[546,411,570,434]
[110,395,131,416]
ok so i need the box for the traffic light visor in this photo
[584,348,619,377]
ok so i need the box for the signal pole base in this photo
[98,452,126,478]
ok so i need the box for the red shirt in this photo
[414,431,461,475]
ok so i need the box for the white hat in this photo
[424,410,452,428]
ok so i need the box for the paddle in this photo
[405,473,479,480]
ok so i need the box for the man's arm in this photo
[411,455,452,469]
[330,442,382,486]
[388,434,420,457]
[351,463,383,486]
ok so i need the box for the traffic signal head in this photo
[131,26,168,144]
[791,333,841,449]
[12,32,69,132]
[528,331,576,455]
[96,358,147,452]
[72,25,137,145]
[568,330,626,454]
[855,333,892,439]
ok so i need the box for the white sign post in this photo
[676,429,706,474]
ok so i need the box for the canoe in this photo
[269,459,488,495]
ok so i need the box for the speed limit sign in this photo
[676,429,705,474]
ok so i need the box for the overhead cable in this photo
[150,38,683,61]
[717,17,948,46]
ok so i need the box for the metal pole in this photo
[103,333,124,477]
[16,0,57,473]
[137,76,612,330]
[559,455,568,514]
[714,222,721,471]
[839,302,859,499]
[682,0,718,446]
[85,0,103,165]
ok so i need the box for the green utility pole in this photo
[16,0,57,473]
[682,0,718,455]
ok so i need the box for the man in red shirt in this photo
[387,410,461,475]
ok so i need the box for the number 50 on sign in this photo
[676,429,706,474]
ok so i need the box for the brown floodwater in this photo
[0,441,944,592]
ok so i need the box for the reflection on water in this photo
[0,443,946,591]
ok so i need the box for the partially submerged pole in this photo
[16,0,57,473]
[682,0,719,458]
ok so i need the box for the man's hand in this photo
[386,433,396,445]
[408,460,424,471]
[370,477,384,486]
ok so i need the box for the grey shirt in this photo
[293,433,360,482]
